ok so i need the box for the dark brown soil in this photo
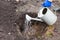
[0,0,60,40]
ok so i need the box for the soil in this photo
[0,0,60,40]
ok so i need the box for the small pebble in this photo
[16,0,19,2]
[8,32,11,35]
[16,9,18,12]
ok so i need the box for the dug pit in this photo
[15,12,49,40]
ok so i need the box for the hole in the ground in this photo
[15,13,26,33]
[15,12,48,35]
[15,12,37,33]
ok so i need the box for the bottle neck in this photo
[48,0,53,2]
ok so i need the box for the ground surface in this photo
[0,0,60,40]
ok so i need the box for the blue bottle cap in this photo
[42,0,52,7]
